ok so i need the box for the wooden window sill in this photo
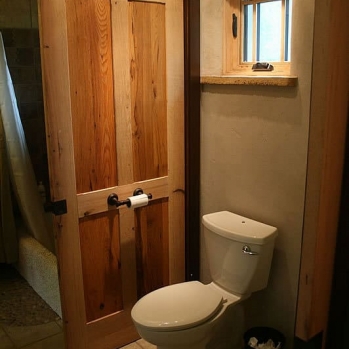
[200,75,298,87]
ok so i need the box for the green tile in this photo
[120,343,141,349]
[0,0,31,29]
[55,319,63,329]
[3,322,61,348]
[136,339,157,349]
[0,328,15,349]
[21,332,64,349]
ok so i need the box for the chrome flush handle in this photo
[242,245,258,255]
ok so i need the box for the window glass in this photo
[225,0,293,73]
[241,0,292,63]
[285,0,292,61]
[257,1,281,62]
[243,4,253,62]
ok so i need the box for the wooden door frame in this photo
[295,0,349,346]
[326,115,349,349]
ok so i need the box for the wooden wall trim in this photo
[326,114,349,348]
[184,0,201,281]
[38,0,87,347]
[295,0,349,343]
[294,332,323,349]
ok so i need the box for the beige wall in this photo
[0,0,38,28]
[200,1,315,347]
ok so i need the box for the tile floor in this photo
[0,263,155,349]
[0,320,156,349]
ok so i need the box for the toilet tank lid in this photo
[202,211,278,245]
[131,281,223,331]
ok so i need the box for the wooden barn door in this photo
[38,0,185,348]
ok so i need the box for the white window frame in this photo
[224,0,291,75]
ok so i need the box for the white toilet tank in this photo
[202,211,278,296]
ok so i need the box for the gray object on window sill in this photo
[252,62,274,71]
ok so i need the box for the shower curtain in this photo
[0,33,54,262]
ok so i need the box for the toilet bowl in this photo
[131,281,247,349]
[131,211,278,349]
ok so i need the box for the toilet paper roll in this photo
[127,193,149,209]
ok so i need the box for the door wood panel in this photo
[80,211,123,323]
[39,0,185,348]
[135,199,170,298]
[129,2,168,182]
[66,0,118,193]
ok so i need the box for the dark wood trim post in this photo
[184,0,201,281]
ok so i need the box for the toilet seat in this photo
[131,281,223,331]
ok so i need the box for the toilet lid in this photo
[131,281,223,331]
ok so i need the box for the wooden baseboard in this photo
[294,333,323,349]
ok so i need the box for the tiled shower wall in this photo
[0,0,49,201]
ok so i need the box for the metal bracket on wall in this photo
[232,13,237,37]
[44,200,68,216]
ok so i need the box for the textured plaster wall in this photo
[200,1,315,347]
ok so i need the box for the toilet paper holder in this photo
[107,188,152,208]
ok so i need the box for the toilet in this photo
[131,211,278,349]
